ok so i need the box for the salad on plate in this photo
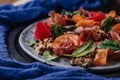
[29,8,120,67]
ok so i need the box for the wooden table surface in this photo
[0,0,31,6]
[0,0,16,4]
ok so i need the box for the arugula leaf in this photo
[97,40,120,51]
[101,16,116,33]
[72,40,96,57]
[43,50,58,61]
[50,24,63,39]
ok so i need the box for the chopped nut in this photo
[64,31,74,34]
[84,52,95,58]
[70,57,93,67]
[33,38,53,55]
[82,58,93,67]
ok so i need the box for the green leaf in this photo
[63,54,73,57]
[25,40,37,47]
[73,11,80,15]
[43,50,58,61]
[50,24,64,39]
[72,40,96,57]
[77,43,96,57]
[101,16,116,33]
[61,10,74,17]
[97,40,120,51]
[61,10,81,17]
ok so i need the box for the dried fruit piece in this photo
[94,49,109,66]
[111,23,120,31]
[108,10,116,18]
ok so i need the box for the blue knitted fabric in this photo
[0,0,119,80]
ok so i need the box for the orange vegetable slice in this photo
[72,14,84,23]
[108,10,116,18]
[111,23,120,31]
[72,14,99,27]
[76,20,99,27]
[94,49,109,66]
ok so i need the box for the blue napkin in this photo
[0,0,119,80]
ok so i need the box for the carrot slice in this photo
[108,10,116,18]
[94,49,109,66]
[111,23,120,31]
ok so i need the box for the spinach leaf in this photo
[101,16,116,33]
[97,40,120,51]
[25,40,37,47]
[63,54,73,57]
[72,40,96,57]
[43,50,58,61]
[50,24,64,39]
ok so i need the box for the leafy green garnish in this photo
[97,40,120,51]
[61,10,80,17]
[61,10,74,17]
[101,16,116,33]
[63,54,73,57]
[72,40,96,57]
[50,24,64,39]
[25,40,37,47]
[73,11,80,15]
[43,50,58,61]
